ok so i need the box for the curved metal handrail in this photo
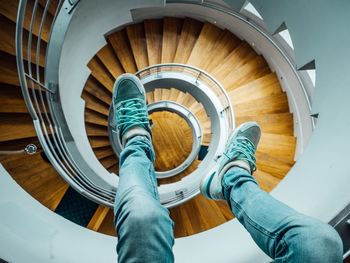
[16,0,116,208]
[136,63,235,134]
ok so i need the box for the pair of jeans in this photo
[114,136,343,262]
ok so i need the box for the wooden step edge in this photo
[50,184,69,211]
[87,205,111,231]
[87,56,115,93]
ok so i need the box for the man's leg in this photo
[201,122,343,262]
[222,166,342,262]
[114,136,174,263]
[112,74,174,263]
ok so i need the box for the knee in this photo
[121,196,171,232]
[290,222,343,262]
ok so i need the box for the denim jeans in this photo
[114,136,174,263]
[114,136,343,263]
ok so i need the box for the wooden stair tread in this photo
[234,93,290,117]
[126,23,149,70]
[100,155,118,170]
[106,164,118,174]
[259,133,296,163]
[202,132,212,145]
[161,17,183,63]
[187,22,223,68]
[87,205,111,231]
[97,209,116,236]
[228,72,282,104]
[235,113,294,135]
[256,151,294,179]
[175,91,187,105]
[182,93,196,108]
[0,51,19,86]
[204,30,241,72]
[1,153,68,211]
[85,109,108,126]
[107,29,137,73]
[221,55,270,90]
[89,136,110,149]
[86,123,109,137]
[153,88,162,102]
[144,19,163,66]
[173,18,203,63]
[210,41,256,82]
[161,88,170,101]
[170,194,231,238]
[151,111,193,172]
[87,57,115,93]
[93,146,114,159]
[82,90,110,116]
[169,88,180,101]
[0,84,30,113]
[84,76,112,105]
[147,91,154,104]
[0,113,36,142]
[96,44,124,78]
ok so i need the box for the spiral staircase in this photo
[0,0,349,262]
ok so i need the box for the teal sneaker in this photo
[200,122,261,200]
[112,73,151,147]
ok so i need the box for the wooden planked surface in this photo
[228,73,282,104]
[96,44,124,79]
[0,84,30,113]
[84,76,112,105]
[173,18,203,64]
[126,23,149,70]
[0,52,20,86]
[162,17,183,63]
[87,205,110,231]
[85,109,108,126]
[203,30,241,72]
[108,29,138,73]
[210,42,255,82]
[235,113,294,136]
[151,111,193,171]
[0,113,37,142]
[87,57,115,93]
[169,194,233,238]
[221,55,269,90]
[144,19,163,66]
[234,93,290,117]
[187,22,222,68]
[0,153,68,211]
[82,90,110,116]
